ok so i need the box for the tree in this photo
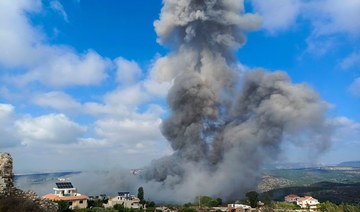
[114,203,126,212]
[245,191,259,208]
[87,199,104,208]
[137,187,145,204]
[197,196,222,207]
[263,193,272,205]
[216,198,222,206]
[147,201,156,208]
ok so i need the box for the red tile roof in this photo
[43,193,88,201]
[286,194,299,198]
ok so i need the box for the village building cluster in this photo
[40,178,321,211]
[285,194,320,210]
[42,179,142,210]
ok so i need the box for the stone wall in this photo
[0,153,58,211]
[0,153,13,195]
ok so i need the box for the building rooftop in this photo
[297,196,318,201]
[286,194,300,198]
[118,192,130,196]
[43,193,88,201]
[56,182,74,189]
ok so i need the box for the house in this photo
[227,203,252,212]
[104,191,142,209]
[296,196,319,210]
[284,194,300,203]
[42,179,88,209]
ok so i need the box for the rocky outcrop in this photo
[0,153,13,195]
[0,153,58,212]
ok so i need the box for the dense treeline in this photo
[317,201,360,212]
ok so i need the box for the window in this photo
[68,201,72,206]
[80,200,83,204]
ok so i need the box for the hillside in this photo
[265,181,360,204]
[264,167,360,186]
[259,167,360,203]
[339,161,360,168]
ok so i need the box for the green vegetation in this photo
[88,199,109,208]
[113,204,142,212]
[259,201,360,212]
[197,195,222,207]
[136,186,156,209]
[57,200,71,212]
[0,196,45,212]
[318,201,360,212]
[178,206,197,212]
[137,187,144,204]
[72,205,143,212]
[265,181,360,204]
[267,167,360,186]
[273,202,300,210]
[245,191,259,208]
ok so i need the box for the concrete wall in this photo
[70,199,88,209]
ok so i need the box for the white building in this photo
[42,180,88,210]
[104,191,142,209]
[285,194,300,203]
[227,203,252,212]
[296,196,319,210]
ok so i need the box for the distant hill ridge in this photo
[338,161,360,167]
[265,181,360,204]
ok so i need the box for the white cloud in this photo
[333,116,360,129]
[303,0,360,56]
[95,117,162,145]
[0,102,170,172]
[250,0,360,58]
[32,91,82,112]
[143,78,171,98]
[104,85,150,109]
[0,104,19,148]
[316,116,360,163]
[0,1,110,88]
[15,113,86,146]
[251,0,301,34]
[340,51,360,70]
[50,0,68,22]
[13,48,109,87]
[115,57,142,85]
[251,0,360,37]
[0,1,174,172]
[349,77,360,97]
[305,36,338,57]
[143,59,172,97]
[330,116,360,148]
[0,103,14,125]
[84,73,168,117]
[308,0,360,37]
[0,0,43,68]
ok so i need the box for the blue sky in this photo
[0,0,359,173]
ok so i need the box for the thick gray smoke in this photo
[136,0,331,203]
[14,0,331,203]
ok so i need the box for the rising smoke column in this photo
[141,0,331,202]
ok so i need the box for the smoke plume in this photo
[137,0,331,203]
[13,1,332,203]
